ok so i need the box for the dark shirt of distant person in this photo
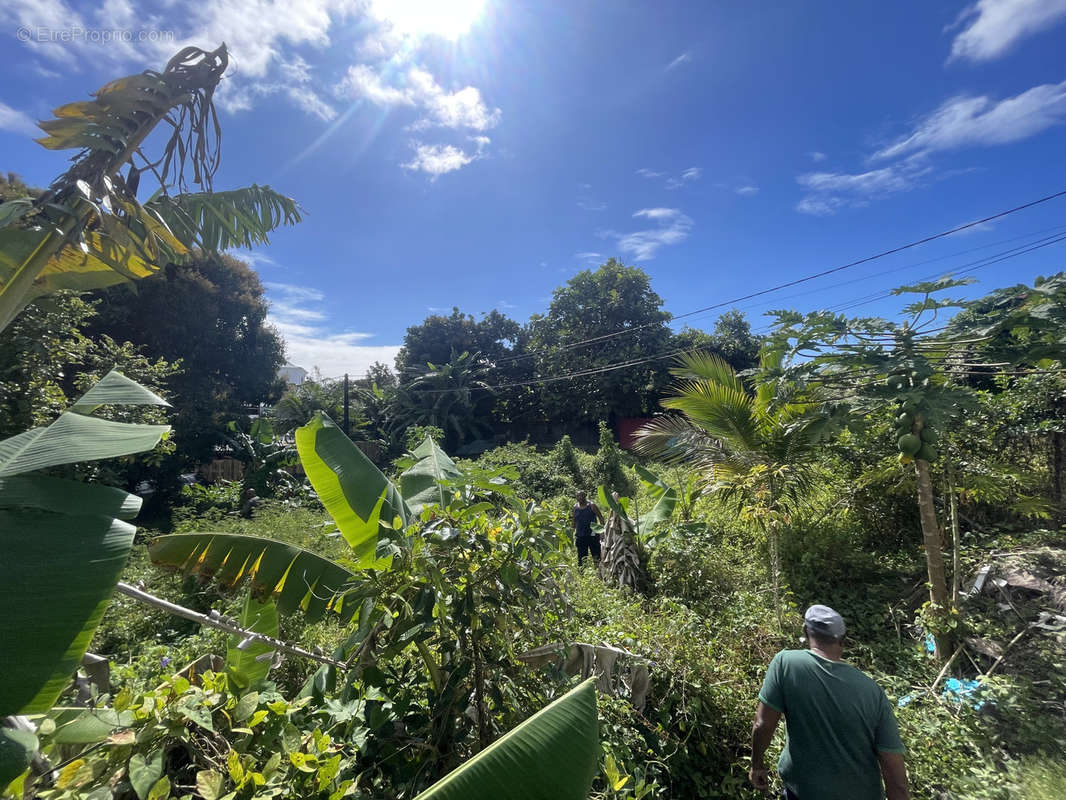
[572,491,604,565]
[750,605,910,800]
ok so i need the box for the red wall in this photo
[615,417,649,450]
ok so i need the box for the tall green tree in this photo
[396,308,521,377]
[86,253,285,477]
[529,259,672,424]
[671,310,764,374]
[634,351,829,625]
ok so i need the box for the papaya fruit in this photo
[897,434,921,456]
[916,444,937,462]
[920,427,939,444]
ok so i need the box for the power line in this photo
[403,232,1066,394]
[488,188,1066,365]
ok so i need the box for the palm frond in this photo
[146,185,302,253]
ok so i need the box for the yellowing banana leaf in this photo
[149,533,359,622]
[414,679,599,800]
[0,474,141,519]
[70,369,170,414]
[0,510,136,715]
[225,593,279,691]
[0,226,164,312]
[296,412,409,569]
[400,436,463,515]
[0,412,169,477]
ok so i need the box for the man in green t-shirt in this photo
[750,605,909,799]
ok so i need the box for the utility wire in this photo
[488,188,1066,365]
[302,206,1066,394]
[396,231,1066,395]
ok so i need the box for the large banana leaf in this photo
[149,533,359,622]
[70,369,170,413]
[0,372,169,716]
[0,47,301,334]
[0,413,170,477]
[225,593,279,691]
[400,436,463,515]
[0,474,141,519]
[296,412,409,569]
[414,679,599,800]
[633,465,678,529]
[0,510,136,714]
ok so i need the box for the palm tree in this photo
[634,351,829,626]
[0,45,301,332]
[397,351,494,450]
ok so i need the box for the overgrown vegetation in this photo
[2,42,1065,800]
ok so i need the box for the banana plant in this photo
[0,371,170,719]
[0,45,301,332]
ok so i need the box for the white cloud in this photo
[337,64,500,131]
[265,282,325,302]
[873,81,1066,160]
[602,209,693,260]
[403,142,476,177]
[266,281,400,377]
[633,207,681,220]
[735,185,760,196]
[949,0,1066,62]
[575,251,603,261]
[0,101,38,137]
[665,166,703,189]
[337,63,413,105]
[795,163,930,215]
[636,168,664,179]
[808,151,827,162]
[496,299,517,310]
[796,78,1066,214]
[285,86,338,121]
[666,52,692,70]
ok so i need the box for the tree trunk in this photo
[913,459,952,659]
[1052,432,1065,525]
[948,474,961,606]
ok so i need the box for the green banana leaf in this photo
[0,727,37,791]
[0,413,170,477]
[296,412,409,569]
[400,436,463,515]
[633,465,678,529]
[0,474,141,519]
[149,533,360,622]
[0,510,136,714]
[69,369,170,414]
[414,679,599,800]
[0,372,171,716]
[225,593,279,691]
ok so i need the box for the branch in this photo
[115,582,345,669]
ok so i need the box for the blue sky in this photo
[2,0,1066,377]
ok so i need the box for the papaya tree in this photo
[765,278,983,659]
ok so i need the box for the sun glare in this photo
[372,0,487,40]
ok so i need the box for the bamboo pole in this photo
[115,582,345,669]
